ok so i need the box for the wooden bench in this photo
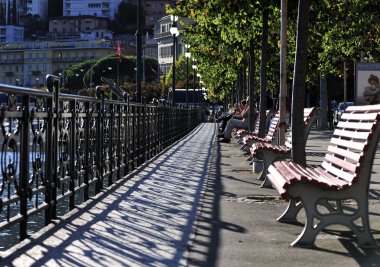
[252,107,319,187]
[235,110,273,144]
[267,104,380,248]
[241,112,280,151]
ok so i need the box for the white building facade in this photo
[63,0,123,19]
[0,25,24,44]
[27,0,49,21]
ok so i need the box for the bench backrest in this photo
[266,112,280,142]
[284,107,319,149]
[254,109,273,134]
[321,104,380,188]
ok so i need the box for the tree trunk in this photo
[291,0,311,166]
[279,0,288,145]
[258,7,269,138]
[319,74,328,129]
[248,38,256,132]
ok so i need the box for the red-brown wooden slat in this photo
[305,167,341,189]
[336,121,375,131]
[333,129,371,140]
[267,173,287,198]
[327,145,362,162]
[271,161,298,184]
[330,137,367,151]
[340,112,379,121]
[346,104,380,112]
[321,161,356,183]
[280,162,306,183]
[324,153,358,173]
[313,167,351,189]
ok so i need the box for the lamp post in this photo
[170,15,179,106]
[15,78,19,86]
[185,44,191,109]
[136,0,142,103]
[192,60,197,107]
[196,73,201,106]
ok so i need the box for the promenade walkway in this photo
[1,124,215,267]
[2,123,380,267]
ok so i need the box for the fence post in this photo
[19,94,30,241]
[45,74,59,224]
[83,101,90,201]
[95,86,104,193]
[108,103,114,186]
[69,99,77,210]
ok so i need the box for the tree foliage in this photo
[110,2,142,34]
[169,0,380,103]
[62,54,161,101]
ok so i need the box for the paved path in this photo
[0,123,216,267]
[187,127,380,267]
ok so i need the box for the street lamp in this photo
[196,73,201,106]
[185,44,191,108]
[170,15,179,106]
[35,77,40,87]
[15,78,19,86]
[192,60,197,107]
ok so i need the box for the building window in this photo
[161,23,171,33]
[159,46,173,58]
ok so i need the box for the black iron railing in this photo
[0,75,202,249]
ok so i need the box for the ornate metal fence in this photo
[0,75,202,249]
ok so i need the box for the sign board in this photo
[355,62,380,105]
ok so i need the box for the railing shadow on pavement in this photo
[186,130,245,267]
[0,124,214,266]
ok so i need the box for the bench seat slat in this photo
[272,161,303,183]
[321,161,356,183]
[327,145,362,162]
[267,173,287,198]
[330,137,367,151]
[268,165,291,188]
[307,167,348,189]
[303,167,340,189]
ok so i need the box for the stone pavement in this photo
[0,123,215,267]
[187,125,380,267]
[2,123,380,267]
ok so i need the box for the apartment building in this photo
[0,25,24,44]
[155,15,191,76]
[27,0,49,21]
[63,0,122,20]
[0,40,114,87]
[49,15,112,40]
[144,0,174,29]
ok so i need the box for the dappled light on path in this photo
[1,124,215,267]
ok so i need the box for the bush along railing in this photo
[0,74,202,250]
